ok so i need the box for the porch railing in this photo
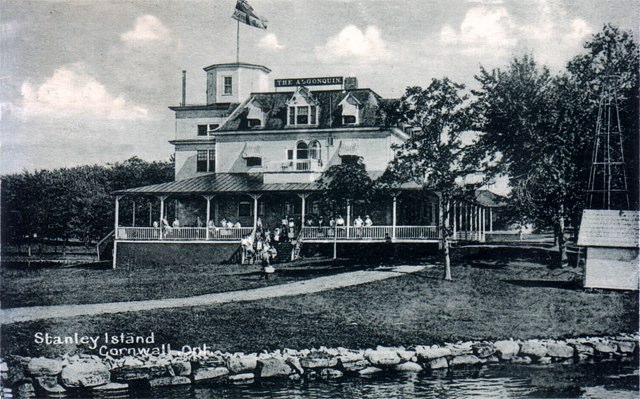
[116,227,254,241]
[299,225,440,240]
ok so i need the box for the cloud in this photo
[440,6,517,58]
[120,15,170,46]
[315,25,392,63]
[258,33,285,50]
[566,18,593,41]
[19,64,148,121]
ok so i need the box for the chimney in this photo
[344,77,358,90]
[181,70,186,106]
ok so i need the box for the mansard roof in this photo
[219,88,383,131]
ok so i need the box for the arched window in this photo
[296,141,308,159]
[309,141,321,159]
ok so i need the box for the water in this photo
[122,361,639,399]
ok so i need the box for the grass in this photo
[0,258,365,308]
[2,248,637,358]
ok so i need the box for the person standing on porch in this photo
[364,215,373,226]
[288,218,295,240]
[172,218,180,228]
[221,218,227,228]
[234,220,242,228]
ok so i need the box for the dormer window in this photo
[286,87,319,126]
[247,119,261,128]
[198,124,219,136]
[339,93,361,126]
[245,98,264,128]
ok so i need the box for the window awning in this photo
[242,143,262,158]
[338,140,359,156]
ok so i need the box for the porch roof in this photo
[114,173,319,196]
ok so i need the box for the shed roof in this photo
[577,210,640,248]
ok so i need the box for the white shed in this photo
[577,210,639,291]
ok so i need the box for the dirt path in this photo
[1,265,426,324]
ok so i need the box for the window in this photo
[287,149,294,160]
[198,125,208,136]
[247,119,261,128]
[297,106,309,124]
[197,149,215,172]
[289,107,295,125]
[197,150,208,172]
[238,201,252,217]
[208,124,219,133]
[246,157,262,167]
[296,142,308,159]
[327,135,334,146]
[309,141,321,159]
[223,76,232,95]
[198,124,218,136]
[310,106,317,124]
[342,115,356,125]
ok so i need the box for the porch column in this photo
[158,195,167,239]
[430,202,436,225]
[438,195,443,248]
[114,195,122,239]
[132,200,136,227]
[392,194,397,239]
[465,204,469,239]
[346,199,351,238]
[482,207,486,242]
[250,194,262,231]
[298,193,309,229]
[148,202,152,226]
[489,208,493,232]
[452,202,457,239]
[203,195,214,240]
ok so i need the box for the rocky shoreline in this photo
[1,333,637,398]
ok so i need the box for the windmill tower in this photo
[587,74,631,210]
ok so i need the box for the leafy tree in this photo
[318,156,373,217]
[380,78,475,280]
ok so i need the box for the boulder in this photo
[397,350,416,361]
[449,355,483,367]
[617,341,636,354]
[111,365,168,381]
[227,356,258,373]
[15,382,36,398]
[229,373,255,384]
[395,362,423,373]
[192,367,229,382]
[593,341,618,355]
[358,367,383,376]
[538,357,553,364]
[570,343,594,357]
[446,342,474,356]
[339,359,371,373]
[428,357,448,370]
[34,376,66,394]
[27,358,63,376]
[257,358,292,378]
[320,368,344,379]
[285,357,304,375]
[415,346,452,361]
[194,356,225,368]
[472,342,497,358]
[545,342,574,359]
[93,382,129,391]
[520,341,547,359]
[149,376,191,387]
[60,361,110,388]
[494,340,520,360]
[366,351,401,367]
[171,361,191,376]
[337,352,365,364]
[300,354,337,369]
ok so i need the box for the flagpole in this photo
[236,19,240,63]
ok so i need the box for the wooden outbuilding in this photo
[577,210,639,290]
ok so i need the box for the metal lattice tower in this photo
[587,75,631,210]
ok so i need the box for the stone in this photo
[538,357,553,365]
[449,355,484,367]
[149,376,191,387]
[446,342,474,356]
[27,358,63,376]
[337,352,365,364]
[93,382,129,391]
[428,357,448,370]
[257,358,292,378]
[415,346,452,361]
[366,351,401,367]
[228,373,255,383]
[34,376,66,394]
[545,342,574,359]
[358,367,383,376]
[194,356,225,368]
[570,343,595,357]
[320,368,344,379]
[510,356,532,364]
[286,357,304,375]
[300,354,338,369]
[472,342,497,358]
[593,341,618,355]
[395,362,423,372]
[111,365,169,381]
[616,341,636,354]
[0,362,8,372]
[60,360,110,388]
[227,356,258,373]
[192,367,229,382]
[171,361,191,376]
[494,340,520,360]
[15,382,36,398]
[397,350,416,361]
[339,359,371,373]
[520,341,548,359]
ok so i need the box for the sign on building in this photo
[275,77,344,87]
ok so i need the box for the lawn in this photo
[2,248,637,358]
[0,259,365,308]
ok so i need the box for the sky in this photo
[1,0,638,174]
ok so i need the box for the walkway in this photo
[1,265,427,324]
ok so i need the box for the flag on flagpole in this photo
[232,0,268,30]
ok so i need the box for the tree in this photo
[318,156,373,216]
[381,78,474,280]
